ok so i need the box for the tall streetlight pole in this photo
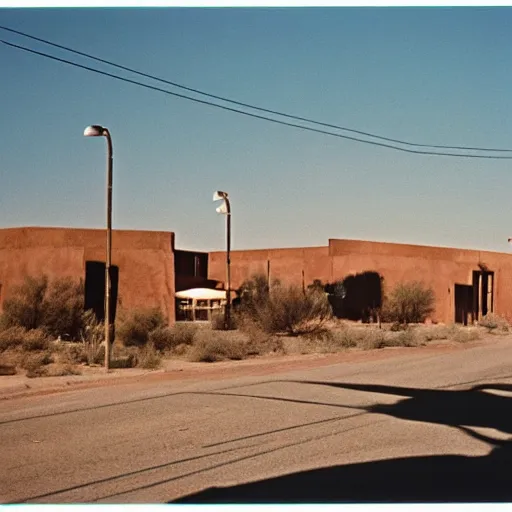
[84,125,113,371]
[213,191,231,330]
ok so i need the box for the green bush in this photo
[1,275,85,340]
[117,308,167,347]
[383,281,435,325]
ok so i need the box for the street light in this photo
[213,190,231,330]
[84,124,113,371]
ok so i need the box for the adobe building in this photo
[0,227,177,324]
[2,226,512,326]
[209,238,512,325]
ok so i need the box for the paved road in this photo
[1,338,512,503]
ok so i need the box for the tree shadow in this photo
[173,381,512,503]
[310,271,383,322]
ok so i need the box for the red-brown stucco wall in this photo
[0,227,175,323]
[208,238,512,324]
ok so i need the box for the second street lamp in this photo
[84,124,113,371]
[213,190,231,330]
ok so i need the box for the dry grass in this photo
[0,364,17,376]
[188,330,251,362]
[26,362,82,378]
[134,343,162,369]
[0,327,50,352]
[149,323,198,353]
[116,308,167,347]
[478,313,510,334]
[451,326,482,343]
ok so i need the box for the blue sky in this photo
[1,7,512,253]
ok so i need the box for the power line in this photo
[2,37,512,160]
[1,24,510,155]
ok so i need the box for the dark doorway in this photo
[472,270,494,320]
[454,284,473,325]
[84,261,119,324]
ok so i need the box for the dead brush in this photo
[136,342,162,369]
[451,327,482,343]
[80,310,104,365]
[478,313,510,334]
[188,329,250,362]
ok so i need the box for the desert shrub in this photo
[21,329,51,352]
[1,275,85,340]
[59,343,88,365]
[189,330,250,362]
[110,354,137,368]
[237,316,286,356]
[171,323,198,345]
[313,328,359,352]
[41,277,85,339]
[117,308,167,347]
[80,310,104,365]
[452,327,482,343]
[295,328,358,354]
[358,329,388,350]
[0,315,8,332]
[173,343,191,356]
[26,360,81,378]
[242,283,332,336]
[148,327,175,352]
[388,328,418,347]
[136,343,162,369]
[383,281,435,325]
[236,274,272,315]
[211,312,225,331]
[479,313,510,333]
[1,275,48,331]
[149,323,198,352]
[22,351,53,373]
[26,367,48,378]
[45,364,82,377]
[0,326,28,351]
[0,364,17,376]
[416,324,451,342]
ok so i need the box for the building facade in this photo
[1,227,512,326]
[208,238,512,325]
[0,227,176,324]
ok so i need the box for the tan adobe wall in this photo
[0,227,175,323]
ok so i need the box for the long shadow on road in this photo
[174,381,512,503]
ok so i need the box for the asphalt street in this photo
[1,338,511,503]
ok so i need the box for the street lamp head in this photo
[213,190,228,201]
[84,125,107,137]
[216,202,229,214]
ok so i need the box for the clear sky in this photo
[1,6,512,253]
